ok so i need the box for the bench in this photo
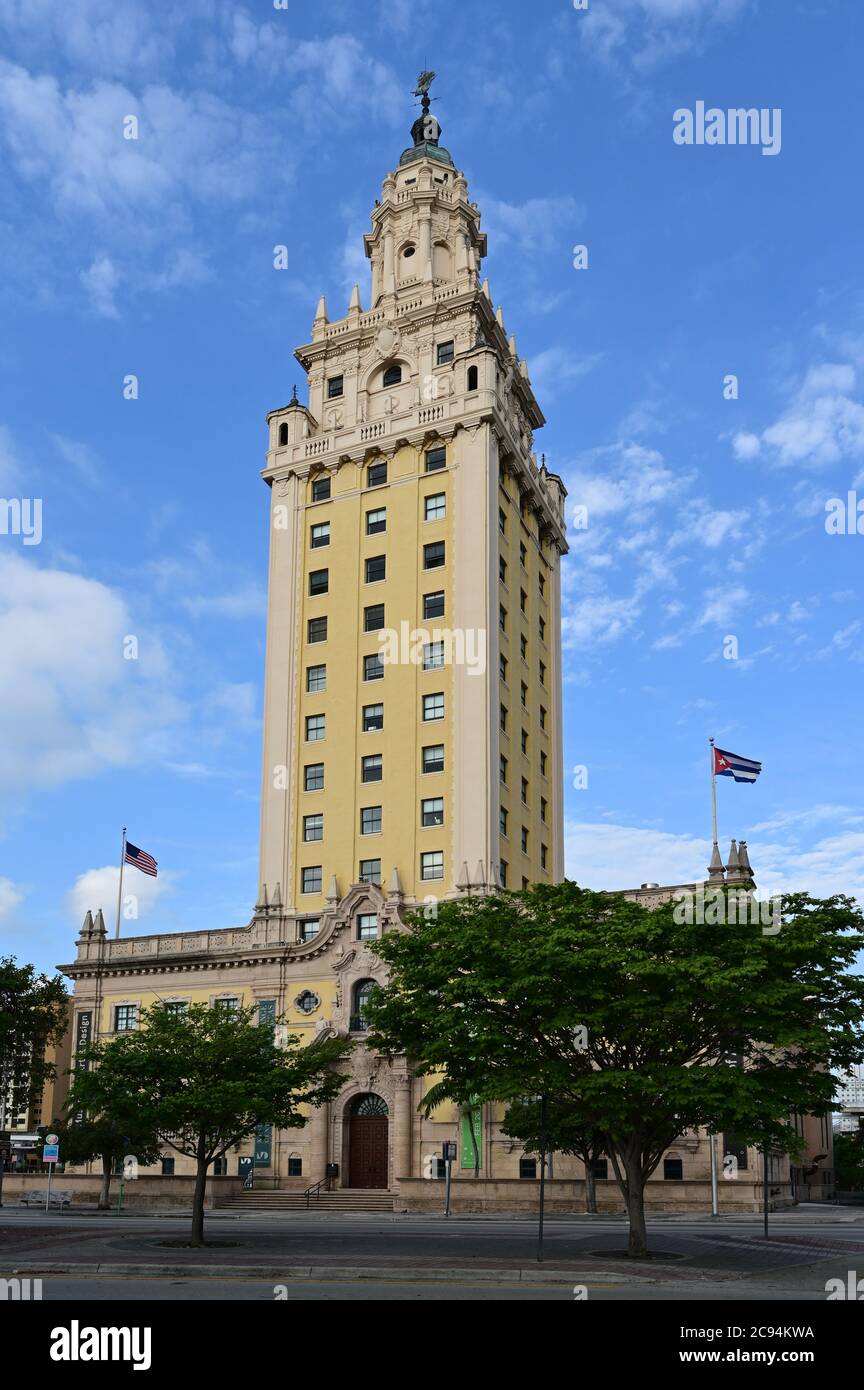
[17,1189,71,1208]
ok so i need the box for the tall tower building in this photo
[259,85,568,926]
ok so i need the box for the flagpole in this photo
[114,826,127,940]
[709,738,719,847]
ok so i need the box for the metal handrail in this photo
[303,1176,333,1209]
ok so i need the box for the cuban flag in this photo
[714,747,762,784]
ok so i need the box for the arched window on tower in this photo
[467,365,478,392]
[351,978,378,1033]
[278,422,288,446]
[382,364,402,388]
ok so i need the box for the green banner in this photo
[460,1106,483,1170]
[255,1001,277,1166]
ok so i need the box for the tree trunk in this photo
[623,1151,649,1258]
[585,1162,597,1214]
[98,1158,112,1209]
[190,1143,208,1248]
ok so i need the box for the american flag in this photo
[125,841,158,877]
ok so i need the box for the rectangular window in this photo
[423,692,444,721]
[366,507,387,534]
[303,813,323,842]
[500,807,508,835]
[359,860,381,886]
[500,754,507,784]
[500,859,508,887]
[311,476,331,503]
[423,744,444,774]
[163,1001,188,1017]
[541,844,548,870]
[309,568,329,596]
[499,556,507,583]
[287,1157,303,1177]
[363,653,384,682]
[357,912,378,940]
[521,729,528,755]
[305,714,325,742]
[539,705,546,730]
[540,750,547,776]
[423,641,445,670]
[301,866,322,894]
[421,851,444,881]
[310,522,330,549]
[361,754,382,783]
[664,1158,684,1181]
[421,797,444,827]
[499,654,508,681]
[300,919,320,943]
[520,681,528,708]
[540,796,548,823]
[499,605,507,632]
[521,826,529,854]
[306,663,326,692]
[363,703,383,732]
[519,1157,537,1179]
[304,762,324,791]
[520,633,527,660]
[519,541,527,567]
[327,375,344,399]
[367,461,388,488]
[364,603,385,633]
[424,590,445,620]
[360,805,382,835]
[365,554,386,583]
[591,1158,608,1180]
[423,541,445,569]
[521,776,528,804]
[308,615,327,643]
[499,507,506,535]
[436,341,454,366]
[114,1004,138,1032]
[539,573,545,597]
[161,1157,175,1176]
[424,490,446,518]
[520,587,527,613]
[425,445,446,472]
[539,617,546,642]
[500,704,508,732]
[539,661,546,686]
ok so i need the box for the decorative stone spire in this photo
[387,865,403,898]
[481,277,491,301]
[457,861,471,891]
[312,294,328,341]
[737,840,754,880]
[92,909,107,938]
[326,873,340,904]
[79,909,94,938]
[348,282,361,316]
[726,839,742,883]
[707,842,725,883]
[472,858,487,889]
[496,305,505,329]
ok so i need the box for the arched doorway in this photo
[347,1093,389,1189]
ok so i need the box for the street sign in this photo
[46,1133,59,1145]
[43,1144,59,1164]
[442,1141,457,1161]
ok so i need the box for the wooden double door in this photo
[348,1115,389,1188]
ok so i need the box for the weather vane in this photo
[413,70,436,100]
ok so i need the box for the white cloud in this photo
[0,423,21,488]
[0,553,184,792]
[64,863,172,929]
[182,586,266,620]
[579,0,753,73]
[733,362,864,470]
[0,876,24,919]
[567,442,684,519]
[698,585,749,627]
[528,348,603,400]
[79,255,120,317]
[478,194,585,256]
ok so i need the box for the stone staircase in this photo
[214,1187,396,1214]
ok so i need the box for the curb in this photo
[6,1260,654,1286]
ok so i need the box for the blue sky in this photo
[1,0,862,976]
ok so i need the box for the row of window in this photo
[305,693,445,742]
[498,717,549,770]
[302,797,444,843]
[308,540,444,596]
[303,744,443,793]
[301,851,444,893]
[306,637,451,691]
[497,816,548,866]
[322,347,455,403]
[306,590,445,647]
[308,490,446,550]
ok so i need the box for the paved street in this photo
[2,1205,862,1300]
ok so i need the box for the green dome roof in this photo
[399,142,454,168]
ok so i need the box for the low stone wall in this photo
[0,1173,243,1209]
[394,1177,795,1215]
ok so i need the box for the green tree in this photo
[0,957,69,1205]
[68,1002,352,1245]
[833,1130,864,1191]
[502,1097,606,1212]
[365,883,864,1257]
[53,1115,162,1209]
